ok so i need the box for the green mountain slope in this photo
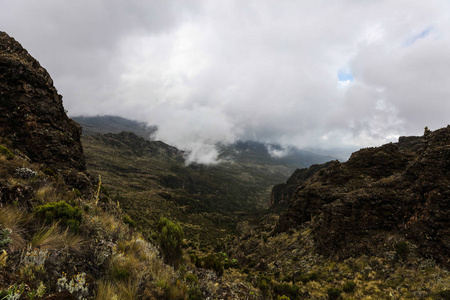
[81,132,293,245]
[77,116,338,246]
[73,115,157,140]
[1,32,224,300]
[74,115,337,170]
[218,140,336,169]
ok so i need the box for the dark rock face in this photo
[0,31,85,171]
[269,161,335,210]
[275,128,450,266]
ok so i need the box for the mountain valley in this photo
[75,115,337,245]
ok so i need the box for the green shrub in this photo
[274,270,280,279]
[0,228,12,250]
[433,290,450,300]
[395,241,409,261]
[189,252,202,268]
[256,276,271,295]
[343,281,356,293]
[185,273,198,285]
[123,215,136,228]
[156,278,187,299]
[224,257,238,269]
[72,188,82,198]
[110,264,130,281]
[202,253,224,276]
[327,287,342,300]
[36,201,82,232]
[42,168,56,177]
[277,296,291,300]
[188,286,202,300]
[185,272,200,298]
[99,185,111,203]
[247,260,257,268]
[0,145,14,160]
[157,217,184,267]
[297,272,319,284]
[273,283,299,299]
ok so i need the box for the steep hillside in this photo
[0,31,259,300]
[269,161,335,212]
[0,32,85,173]
[73,115,157,140]
[224,128,450,299]
[274,129,449,267]
[218,141,336,171]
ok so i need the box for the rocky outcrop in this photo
[269,161,335,210]
[0,31,85,171]
[275,128,450,266]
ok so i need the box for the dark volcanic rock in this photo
[274,127,450,266]
[0,31,85,171]
[269,161,335,210]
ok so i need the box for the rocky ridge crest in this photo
[274,128,449,266]
[0,31,85,172]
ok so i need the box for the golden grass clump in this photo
[90,212,129,241]
[95,280,139,300]
[31,222,84,253]
[0,206,27,251]
[0,250,7,267]
[95,281,119,300]
[34,186,60,204]
[96,234,189,299]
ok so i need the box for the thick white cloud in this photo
[1,0,450,162]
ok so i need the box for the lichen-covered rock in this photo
[0,31,85,171]
[14,167,38,179]
[274,128,450,266]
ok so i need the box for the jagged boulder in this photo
[0,31,85,171]
[274,128,450,266]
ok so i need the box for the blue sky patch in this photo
[403,26,433,46]
[338,69,354,82]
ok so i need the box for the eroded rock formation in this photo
[0,31,85,171]
[275,128,449,266]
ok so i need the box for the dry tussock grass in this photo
[34,185,60,204]
[95,281,119,300]
[31,222,85,253]
[95,279,139,300]
[0,206,27,250]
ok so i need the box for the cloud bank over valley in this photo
[2,0,450,162]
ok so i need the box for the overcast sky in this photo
[2,0,450,163]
